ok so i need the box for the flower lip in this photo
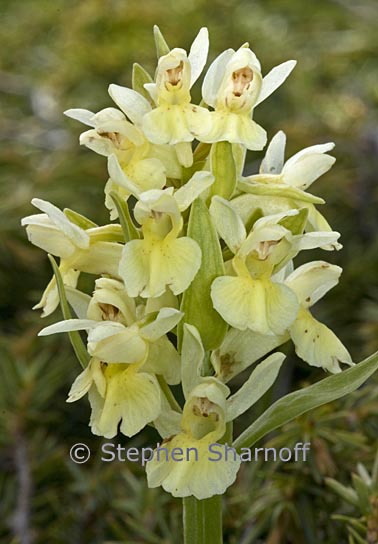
[231,66,254,97]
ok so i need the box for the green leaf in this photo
[132,63,155,105]
[179,198,227,351]
[325,478,359,507]
[210,142,236,200]
[348,527,368,544]
[47,255,90,369]
[352,473,371,515]
[233,350,378,450]
[63,208,97,229]
[153,25,170,58]
[109,191,140,241]
[279,207,308,235]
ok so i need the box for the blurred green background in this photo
[1,0,377,542]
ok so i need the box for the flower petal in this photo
[285,261,342,307]
[260,130,286,175]
[202,49,235,107]
[143,106,194,145]
[33,267,80,317]
[211,327,288,382]
[140,307,183,342]
[67,358,105,403]
[93,365,161,437]
[284,142,335,169]
[175,171,214,211]
[255,60,297,106]
[143,335,181,385]
[282,153,336,190]
[181,324,205,399]
[188,27,209,87]
[73,241,123,277]
[290,308,353,373]
[66,287,91,319]
[211,276,298,335]
[22,215,77,258]
[226,352,285,421]
[108,84,151,126]
[87,322,148,364]
[121,237,201,298]
[64,108,95,127]
[30,199,89,249]
[199,112,267,150]
[146,434,240,499]
[39,318,98,336]
[210,196,246,253]
[107,154,140,196]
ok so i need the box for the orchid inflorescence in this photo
[22,26,353,500]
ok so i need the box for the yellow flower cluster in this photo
[22,26,352,500]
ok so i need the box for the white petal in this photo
[202,49,234,107]
[282,153,336,190]
[255,60,297,106]
[73,241,123,277]
[285,261,342,307]
[294,231,341,252]
[119,240,150,298]
[22,218,77,258]
[181,324,205,399]
[67,359,105,403]
[66,287,91,319]
[143,335,181,385]
[67,365,94,403]
[39,319,97,336]
[210,196,246,253]
[211,327,288,382]
[290,308,353,373]
[144,82,158,103]
[153,404,182,438]
[188,27,209,87]
[108,84,152,126]
[226,352,285,421]
[64,108,95,127]
[107,154,141,196]
[140,308,183,342]
[260,130,286,174]
[80,129,115,156]
[30,198,89,249]
[284,142,335,169]
[174,170,214,211]
[88,323,147,363]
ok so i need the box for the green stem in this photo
[183,495,223,544]
[157,375,182,413]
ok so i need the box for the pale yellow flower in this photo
[197,46,296,149]
[119,171,214,298]
[209,198,341,335]
[21,198,123,316]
